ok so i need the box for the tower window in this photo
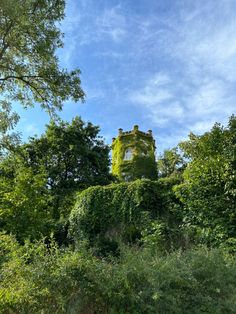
[124,148,133,160]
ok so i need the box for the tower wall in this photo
[111,125,157,181]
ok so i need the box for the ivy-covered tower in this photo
[111,125,157,181]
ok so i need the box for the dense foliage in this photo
[70,180,160,254]
[157,147,186,179]
[175,116,236,248]
[0,2,235,311]
[23,117,111,218]
[0,0,84,155]
[0,117,111,243]
[0,162,50,242]
[112,129,157,181]
[1,233,236,314]
[0,114,235,312]
[70,179,184,255]
[0,0,84,114]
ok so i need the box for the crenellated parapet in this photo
[117,125,153,138]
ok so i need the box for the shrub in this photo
[1,234,236,314]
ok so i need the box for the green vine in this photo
[69,179,163,246]
[111,128,157,181]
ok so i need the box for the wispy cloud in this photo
[127,0,236,140]
[57,0,236,152]
[130,72,235,134]
[24,124,40,135]
[64,4,127,46]
[95,6,127,42]
[129,73,185,127]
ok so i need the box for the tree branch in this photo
[0,20,14,60]
[0,75,43,81]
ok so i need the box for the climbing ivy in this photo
[112,129,157,181]
[69,180,164,252]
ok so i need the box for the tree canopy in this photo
[0,117,112,242]
[157,147,186,180]
[0,114,236,311]
[175,115,236,247]
[0,0,84,115]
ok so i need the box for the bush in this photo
[1,234,236,314]
[94,246,236,314]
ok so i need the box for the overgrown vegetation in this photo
[70,180,160,255]
[111,128,157,181]
[70,179,183,256]
[0,117,111,243]
[1,233,236,314]
[175,117,236,249]
[1,116,235,313]
[0,1,235,312]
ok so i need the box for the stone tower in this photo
[111,125,157,181]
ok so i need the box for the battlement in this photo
[116,125,153,138]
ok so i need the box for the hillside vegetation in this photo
[0,115,235,313]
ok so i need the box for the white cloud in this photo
[131,89,172,106]
[129,73,185,126]
[24,124,40,135]
[190,120,216,134]
[59,0,236,151]
[128,0,236,137]
[150,73,171,86]
[172,2,236,83]
[129,70,235,135]
[129,73,172,105]
[76,5,127,45]
[86,88,105,100]
[156,131,188,153]
[184,78,235,133]
[59,1,127,67]
[95,6,126,42]
[93,51,123,59]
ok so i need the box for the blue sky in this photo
[17,0,236,154]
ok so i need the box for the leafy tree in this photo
[0,0,84,114]
[157,147,186,179]
[0,102,21,157]
[21,117,111,218]
[0,0,85,156]
[0,117,111,242]
[175,116,236,247]
[0,155,52,242]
